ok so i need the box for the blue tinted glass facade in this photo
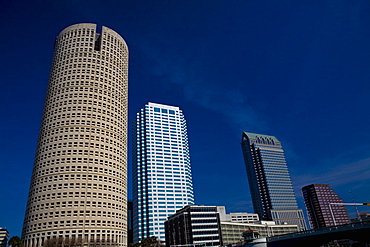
[241,132,306,230]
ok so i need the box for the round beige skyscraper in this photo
[22,23,129,247]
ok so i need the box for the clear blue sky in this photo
[1,0,370,237]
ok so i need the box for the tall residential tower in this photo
[22,23,129,247]
[241,132,306,230]
[302,184,350,229]
[133,102,194,242]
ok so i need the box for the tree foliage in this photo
[9,236,23,247]
[42,237,120,247]
[129,242,142,247]
[130,236,160,247]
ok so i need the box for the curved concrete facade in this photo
[22,23,128,247]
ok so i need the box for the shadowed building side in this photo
[165,205,222,247]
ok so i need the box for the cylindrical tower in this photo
[22,23,129,247]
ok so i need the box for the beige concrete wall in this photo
[22,23,128,247]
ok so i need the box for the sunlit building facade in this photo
[220,221,300,245]
[217,206,259,223]
[22,23,129,247]
[133,102,194,242]
[241,132,306,230]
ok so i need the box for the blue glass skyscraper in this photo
[241,132,306,230]
[133,102,194,242]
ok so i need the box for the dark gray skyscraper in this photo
[22,23,129,247]
[241,132,306,230]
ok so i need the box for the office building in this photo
[165,205,222,247]
[133,102,194,242]
[217,206,259,223]
[220,221,299,245]
[241,132,306,230]
[22,23,129,247]
[215,206,298,245]
[302,184,350,229]
[0,228,9,247]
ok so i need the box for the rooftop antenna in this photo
[350,190,360,221]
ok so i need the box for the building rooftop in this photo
[242,132,280,143]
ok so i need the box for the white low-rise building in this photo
[221,221,299,245]
[217,206,259,223]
